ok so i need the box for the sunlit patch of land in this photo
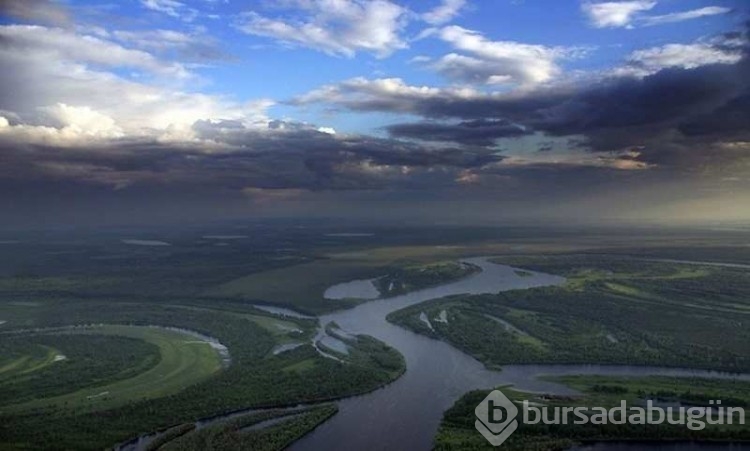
[3,325,224,414]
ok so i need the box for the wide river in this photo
[291,257,750,451]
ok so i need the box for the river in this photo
[116,257,749,451]
[291,257,749,451]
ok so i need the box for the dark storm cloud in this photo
[312,59,748,154]
[385,119,530,147]
[291,78,572,121]
[298,24,750,170]
[538,65,743,136]
[0,123,505,196]
[194,119,503,170]
[678,91,750,140]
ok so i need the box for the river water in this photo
[291,257,749,451]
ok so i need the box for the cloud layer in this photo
[234,0,409,58]
[429,26,578,85]
[0,0,748,226]
[295,26,750,174]
[582,1,731,29]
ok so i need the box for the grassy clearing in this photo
[0,334,161,407]
[0,345,59,379]
[603,281,650,297]
[210,258,386,313]
[282,357,317,373]
[4,325,223,414]
[167,304,310,345]
[210,246,486,314]
[244,314,307,344]
[491,255,713,291]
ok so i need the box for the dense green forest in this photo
[388,255,750,372]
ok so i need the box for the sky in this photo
[0,0,749,228]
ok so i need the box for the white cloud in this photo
[0,104,124,145]
[409,55,432,63]
[140,0,198,22]
[422,0,467,25]
[618,41,744,77]
[500,148,652,170]
[582,1,731,29]
[234,0,409,58]
[433,26,577,85]
[0,25,271,145]
[293,77,481,112]
[582,1,656,28]
[640,6,731,27]
[41,104,124,137]
[112,29,229,62]
[317,126,337,134]
[113,29,194,49]
[2,25,191,79]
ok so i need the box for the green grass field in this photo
[211,258,390,313]
[211,247,490,314]
[0,344,61,378]
[3,325,224,414]
[0,334,161,407]
[166,304,311,346]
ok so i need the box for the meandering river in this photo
[117,257,749,451]
[291,257,749,451]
